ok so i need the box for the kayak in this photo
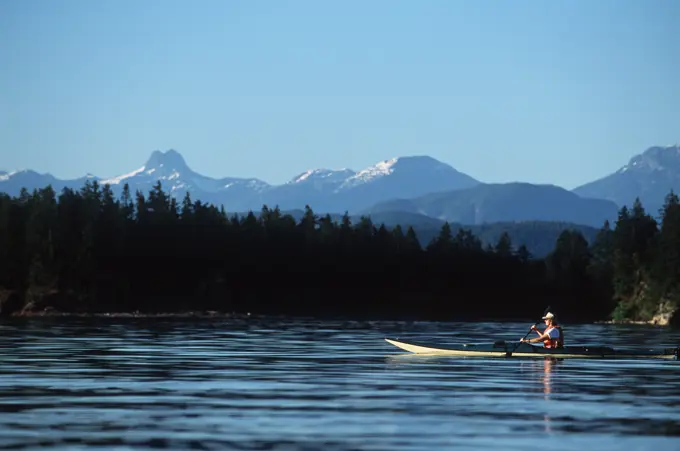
[384,338,679,360]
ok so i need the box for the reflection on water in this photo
[0,318,679,450]
[520,357,562,432]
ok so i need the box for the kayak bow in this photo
[384,338,679,360]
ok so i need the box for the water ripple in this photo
[0,318,679,450]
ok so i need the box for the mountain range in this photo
[2,144,679,244]
[365,182,618,228]
[1,149,482,215]
[573,144,680,215]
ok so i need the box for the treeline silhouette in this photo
[0,180,678,322]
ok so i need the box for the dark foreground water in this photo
[0,318,679,451]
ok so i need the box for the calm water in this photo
[0,318,679,451]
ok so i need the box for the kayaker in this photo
[520,312,564,348]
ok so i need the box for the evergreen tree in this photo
[427,222,454,253]
[0,194,11,287]
[589,220,614,272]
[494,232,513,257]
[516,244,532,263]
[610,199,658,315]
[299,205,316,230]
[587,220,616,309]
[652,191,680,305]
[453,228,482,252]
[546,230,591,286]
[404,226,421,253]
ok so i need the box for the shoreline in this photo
[4,306,675,327]
[595,319,671,326]
[7,308,254,319]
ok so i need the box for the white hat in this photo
[542,312,555,319]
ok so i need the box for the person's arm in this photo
[522,324,543,341]
[521,331,548,343]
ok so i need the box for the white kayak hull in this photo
[384,338,679,359]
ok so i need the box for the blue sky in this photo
[1,0,678,188]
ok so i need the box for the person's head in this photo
[542,312,555,326]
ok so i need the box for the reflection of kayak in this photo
[384,338,679,360]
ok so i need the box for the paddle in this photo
[505,305,551,357]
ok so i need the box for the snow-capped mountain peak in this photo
[144,149,192,180]
[0,149,479,214]
[339,158,399,189]
[99,150,193,187]
[288,168,356,184]
[616,144,680,174]
[573,144,680,213]
[337,155,464,190]
[93,150,271,198]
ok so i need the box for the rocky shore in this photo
[0,292,254,319]
[596,301,678,327]
[9,304,254,319]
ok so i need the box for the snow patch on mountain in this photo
[0,170,17,181]
[191,176,269,193]
[171,182,186,192]
[613,145,680,175]
[339,158,399,189]
[189,176,226,193]
[100,166,146,185]
[573,144,680,211]
[94,150,270,196]
[0,170,28,180]
[289,168,356,184]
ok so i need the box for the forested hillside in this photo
[0,180,678,325]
